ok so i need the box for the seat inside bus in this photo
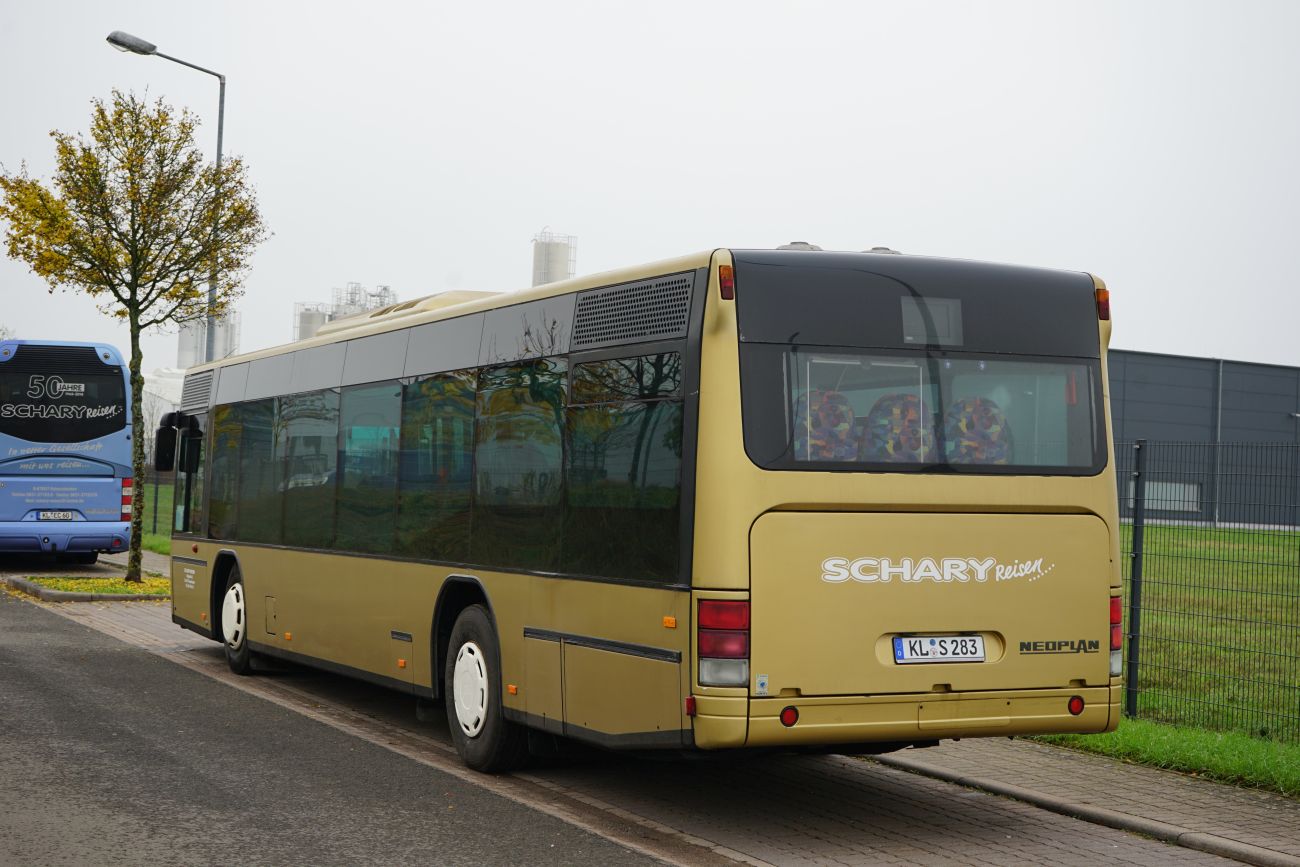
[860,393,936,462]
[792,390,857,460]
[943,396,1014,464]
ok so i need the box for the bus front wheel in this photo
[444,605,526,773]
[221,568,254,675]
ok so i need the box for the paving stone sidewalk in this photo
[101,548,171,576]
[879,738,1299,866]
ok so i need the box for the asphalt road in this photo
[0,593,658,867]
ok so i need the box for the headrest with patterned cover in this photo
[861,393,936,462]
[944,397,1013,464]
[793,391,857,461]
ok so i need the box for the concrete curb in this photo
[876,753,1300,867]
[4,576,169,603]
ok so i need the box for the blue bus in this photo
[0,339,133,564]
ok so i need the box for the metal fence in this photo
[1119,440,1300,742]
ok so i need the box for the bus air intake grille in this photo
[571,273,693,349]
[4,345,121,376]
[180,371,215,412]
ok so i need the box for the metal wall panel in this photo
[1111,350,1300,445]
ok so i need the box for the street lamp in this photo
[107,30,226,365]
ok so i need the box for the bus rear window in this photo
[741,346,1104,475]
[0,364,127,444]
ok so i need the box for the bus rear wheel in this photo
[221,568,254,675]
[444,605,526,773]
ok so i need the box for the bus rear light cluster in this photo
[1110,595,1123,677]
[699,600,749,687]
[121,477,133,520]
[1096,286,1111,320]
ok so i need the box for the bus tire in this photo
[221,567,254,676]
[444,605,526,773]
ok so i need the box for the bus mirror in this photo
[154,426,177,472]
[180,433,202,473]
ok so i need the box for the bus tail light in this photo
[121,477,133,520]
[699,599,749,687]
[1110,595,1123,677]
[1096,286,1110,320]
[1068,695,1085,716]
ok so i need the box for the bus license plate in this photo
[38,511,74,521]
[893,635,985,664]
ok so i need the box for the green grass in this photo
[136,481,175,555]
[140,532,172,555]
[1117,521,1300,743]
[1036,717,1300,799]
[25,575,170,596]
[137,481,174,534]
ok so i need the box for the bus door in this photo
[165,413,212,629]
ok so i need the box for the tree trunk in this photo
[125,311,146,582]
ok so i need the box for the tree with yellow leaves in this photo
[0,90,267,580]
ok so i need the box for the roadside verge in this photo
[3,576,168,603]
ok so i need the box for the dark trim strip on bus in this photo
[522,627,682,664]
[502,708,693,750]
[676,265,710,585]
[171,555,207,567]
[247,640,437,699]
[172,612,214,640]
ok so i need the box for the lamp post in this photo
[107,30,225,365]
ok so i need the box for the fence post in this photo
[1125,438,1148,718]
[151,471,159,534]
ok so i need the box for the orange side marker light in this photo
[284,632,292,641]
[662,616,677,629]
[718,265,735,300]
[507,684,518,695]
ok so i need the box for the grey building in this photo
[1109,349,1300,526]
[1110,349,1300,445]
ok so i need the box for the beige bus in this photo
[156,247,1122,772]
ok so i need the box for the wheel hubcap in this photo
[452,641,488,737]
[222,583,245,649]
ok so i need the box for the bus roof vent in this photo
[572,272,693,350]
[864,246,902,254]
[180,370,215,413]
[777,241,823,251]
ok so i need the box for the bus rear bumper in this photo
[0,522,131,555]
[693,686,1120,749]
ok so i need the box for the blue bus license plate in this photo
[893,635,985,664]
[38,511,75,521]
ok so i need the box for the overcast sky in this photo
[2,1,1298,370]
